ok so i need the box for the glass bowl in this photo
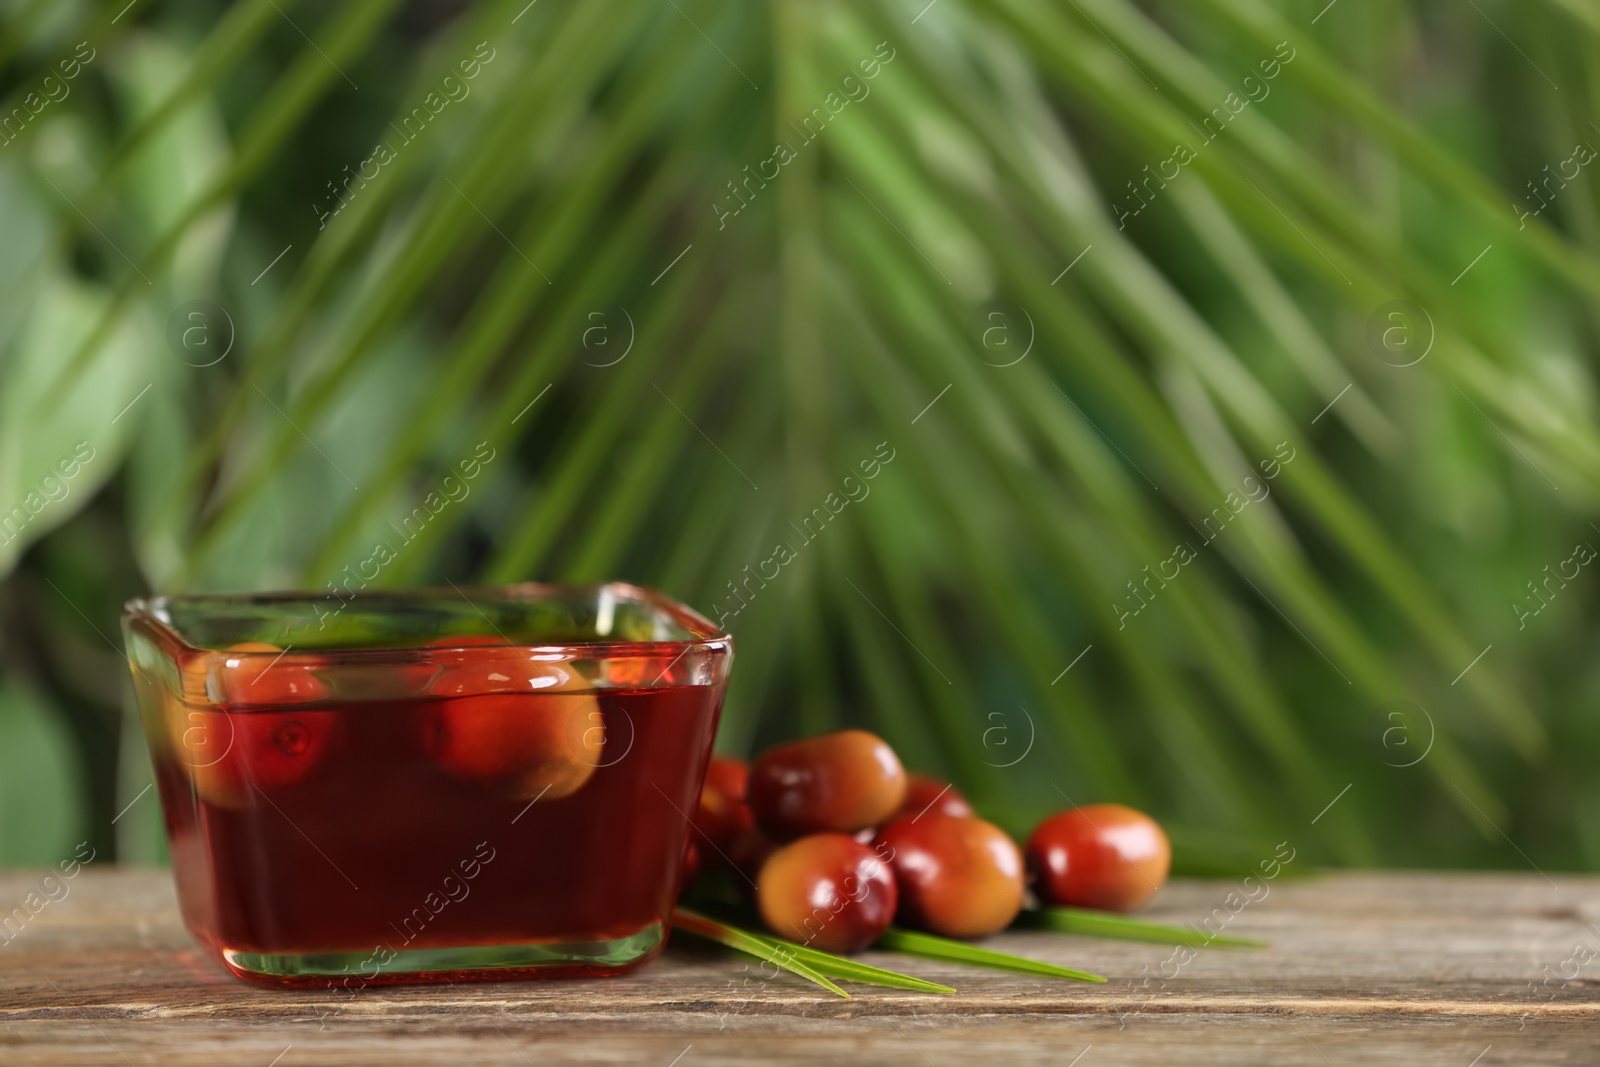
[121,583,733,989]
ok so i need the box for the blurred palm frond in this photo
[2,0,1599,872]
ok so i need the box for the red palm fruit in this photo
[180,641,328,706]
[705,755,749,803]
[419,654,602,801]
[893,773,975,821]
[693,756,754,861]
[1025,804,1171,912]
[875,814,1024,938]
[169,643,338,809]
[404,633,510,690]
[749,729,907,839]
[756,833,898,953]
[176,708,345,810]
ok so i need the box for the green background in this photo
[0,0,1596,878]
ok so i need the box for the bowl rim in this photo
[123,581,733,663]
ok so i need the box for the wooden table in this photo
[1,869,1595,1065]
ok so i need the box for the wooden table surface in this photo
[1,868,1596,1065]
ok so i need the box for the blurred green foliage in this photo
[1,0,1598,876]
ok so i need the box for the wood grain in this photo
[0,869,1596,1065]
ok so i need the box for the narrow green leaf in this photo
[43,0,404,409]
[671,908,850,998]
[675,907,957,994]
[875,928,1107,984]
[755,936,957,995]
[1022,907,1267,949]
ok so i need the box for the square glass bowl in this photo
[122,583,732,989]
